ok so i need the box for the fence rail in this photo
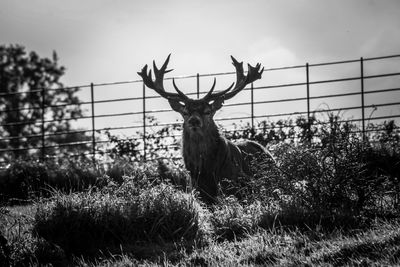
[1,54,400,164]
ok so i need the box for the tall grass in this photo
[33,176,209,258]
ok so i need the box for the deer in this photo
[138,55,273,203]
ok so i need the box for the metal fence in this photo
[1,54,400,164]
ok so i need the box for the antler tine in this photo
[137,54,187,101]
[201,56,263,102]
[208,78,217,95]
[222,56,263,101]
[201,78,217,101]
[202,80,234,101]
[172,78,190,100]
[231,56,245,85]
[152,54,173,79]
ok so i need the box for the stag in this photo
[138,55,273,203]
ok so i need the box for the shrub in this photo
[220,137,399,229]
[104,158,162,186]
[102,115,182,162]
[0,159,102,203]
[0,160,49,202]
[249,139,399,230]
[105,158,191,193]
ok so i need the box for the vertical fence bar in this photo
[306,63,310,121]
[142,82,147,161]
[251,82,254,129]
[306,63,311,142]
[90,83,96,164]
[196,73,200,99]
[41,87,46,160]
[360,57,366,141]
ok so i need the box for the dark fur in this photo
[182,118,271,203]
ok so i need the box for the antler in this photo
[137,54,189,101]
[202,56,264,102]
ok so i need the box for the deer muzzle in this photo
[188,115,202,129]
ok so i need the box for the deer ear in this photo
[168,99,185,113]
[211,98,224,112]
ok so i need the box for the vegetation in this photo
[1,45,399,265]
[33,183,208,258]
[0,44,88,161]
[0,116,399,266]
[103,115,182,163]
[0,159,102,203]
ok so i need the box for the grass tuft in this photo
[210,197,261,241]
[32,179,208,258]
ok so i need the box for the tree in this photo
[0,44,87,161]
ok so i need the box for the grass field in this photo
[1,129,400,266]
[2,203,400,266]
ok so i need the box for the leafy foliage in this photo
[0,44,87,161]
[223,115,400,229]
[102,116,182,163]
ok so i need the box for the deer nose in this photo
[188,116,201,127]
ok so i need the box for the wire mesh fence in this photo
[1,54,400,165]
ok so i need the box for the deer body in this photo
[182,120,240,200]
[183,128,267,202]
[138,55,272,203]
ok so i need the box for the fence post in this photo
[360,57,366,141]
[142,82,147,161]
[90,83,96,164]
[306,63,311,142]
[196,73,200,99]
[306,63,310,121]
[251,82,254,130]
[41,87,46,160]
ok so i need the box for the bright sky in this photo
[2,0,400,85]
[1,0,400,135]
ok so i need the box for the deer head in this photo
[137,55,264,137]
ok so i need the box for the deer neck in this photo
[182,123,221,172]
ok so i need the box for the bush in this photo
[220,137,399,229]
[33,179,208,257]
[0,160,49,202]
[0,159,102,203]
[105,158,139,184]
[102,115,182,162]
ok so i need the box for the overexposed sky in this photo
[1,0,400,86]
